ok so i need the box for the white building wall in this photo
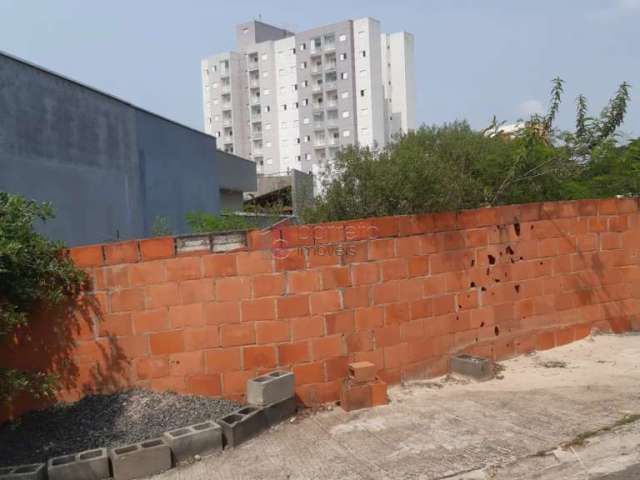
[353,18,385,150]
[381,32,416,142]
[274,36,300,174]
[202,19,415,178]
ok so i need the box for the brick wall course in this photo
[4,197,640,421]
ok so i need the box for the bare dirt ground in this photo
[157,333,640,480]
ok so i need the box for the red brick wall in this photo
[3,198,640,420]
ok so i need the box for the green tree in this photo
[0,192,88,403]
[303,78,636,223]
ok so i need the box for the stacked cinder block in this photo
[216,370,296,447]
[339,361,388,412]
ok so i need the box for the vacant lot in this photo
[158,333,640,479]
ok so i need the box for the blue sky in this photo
[1,0,638,138]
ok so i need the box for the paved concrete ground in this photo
[156,334,640,480]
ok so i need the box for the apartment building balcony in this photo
[326,100,337,108]
[312,103,324,112]
[249,79,260,88]
[221,84,231,93]
[314,139,326,147]
[251,112,262,122]
[222,119,232,127]
[252,129,263,139]
[222,103,232,110]
[250,96,261,105]
[312,84,323,93]
[324,42,336,51]
[311,65,323,74]
[324,62,337,71]
[324,82,337,91]
[220,69,230,77]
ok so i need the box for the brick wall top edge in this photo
[66,197,640,263]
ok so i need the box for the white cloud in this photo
[588,0,640,22]
[518,99,544,118]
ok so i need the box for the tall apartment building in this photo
[201,18,415,177]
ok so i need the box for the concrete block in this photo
[109,438,172,480]
[0,463,45,480]
[246,370,295,406]
[348,361,377,383]
[216,405,268,447]
[264,396,297,427]
[163,421,222,463]
[450,354,494,380]
[340,380,371,412]
[47,448,110,480]
[370,379,388,406]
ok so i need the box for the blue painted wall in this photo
[0,51,252,246]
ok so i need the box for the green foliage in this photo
[0,192,87,403]
[185,211,252,233]
[303,78,636,223]
[151,215,172,237]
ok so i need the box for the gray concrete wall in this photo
[0,51,144,244]
[0,51,255,246]
[135,110,221,237]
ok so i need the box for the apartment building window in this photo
[303,98,309,106]
[340,72,348,80]
[361,50,367,58]
[261,53,268,60]
[262,71,269,77]
[208,117,212,125]
[264,89,271,95]
[293,84,298,91]
[216,131,221,137]
[341,91,349,99]
[265,105,271,112]
[339,53,347,61]
[266,141,272,147]
[343,130,351,137]
[266,158,273,165]
[296,138,301,144]
[281,121,288,129]
[360,89,366,97]
[282,104,288,111]
[339,34,347,42]
[291,48,296,54]
[300,61,307,69]
[303,80,309,87]
[296,155,301,162]
[294,102,299,109]
[305,153,311,160]
[304,135,311,142]
[300,43,306,50]
[303,118,310,125]
[265,123,272,130]
[342,111,350,119]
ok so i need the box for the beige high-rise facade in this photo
[202,18,415,177]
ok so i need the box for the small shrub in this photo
[0,192,88,403]
[185,211,252,233]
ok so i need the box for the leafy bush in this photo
[151,215,172,237]
[303,78,636,223]
[0,192,87,403]
[185,211,252,233]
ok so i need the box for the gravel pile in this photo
[0,389,240,467]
